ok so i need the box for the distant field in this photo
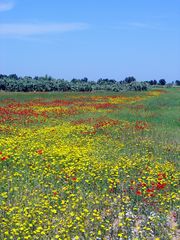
[0,88,179,239]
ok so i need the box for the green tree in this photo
[175,80,180,86]
[159,79,166,85]
[124,76,136,84]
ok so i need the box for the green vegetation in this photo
[0,74,153,92]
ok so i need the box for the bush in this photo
[0,74,150,92]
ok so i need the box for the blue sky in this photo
[0,0,180,82]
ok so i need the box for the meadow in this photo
[0,88,179,240]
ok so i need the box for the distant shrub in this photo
[158,79,166,85]
[0,74,150,92]
[175,80,180,86]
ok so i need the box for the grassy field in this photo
[0,88,179,239]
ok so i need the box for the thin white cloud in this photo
[0,22,89,36]
[128,22,162,30]
[113,22,159,31]
[128,22,149,28]
[0,1,14,11]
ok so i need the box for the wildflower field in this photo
[0,88,179,240]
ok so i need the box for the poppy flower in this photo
[156,182,166,190]
[1,156,8,161]
[149,193,155,197]
[146,188,154,193]
[136,190,142,196]
[36,149,43,154]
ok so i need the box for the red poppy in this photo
[146,188,154,193]
[136,190,142,196]
[1,156,8,161]
[72,177,77,181]
[156,182,166,190]
[149,193,155,197]
[36,149,43,154]
[53,191,58,196]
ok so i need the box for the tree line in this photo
[0,74,179,92]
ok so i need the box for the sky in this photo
[0,0,180,82]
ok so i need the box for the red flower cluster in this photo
[156,182,166,190]
[130,172,167,198]
[91,103,116,109]
[93,119,119,130]
[135,121,149,131]
[36,149,43,155]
